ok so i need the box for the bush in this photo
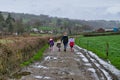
[0,36,60,79]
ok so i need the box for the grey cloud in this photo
[0,0,120,20]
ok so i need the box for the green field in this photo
[75,35,120,69]
[38,26,54,30]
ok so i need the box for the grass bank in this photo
[75,35,120,69]
[21,44,48,66]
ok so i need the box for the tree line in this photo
[0,11,93,35]
[0,12,26,35]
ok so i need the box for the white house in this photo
[31,28,39,32]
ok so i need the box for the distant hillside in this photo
[2,12,50,23]
[79,20,120,29]
[1,11,120,30]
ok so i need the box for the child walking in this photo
[48,37,54,51]
[69,37,75,52]
[56,40,61,51]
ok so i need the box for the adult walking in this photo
[61,32,68,52]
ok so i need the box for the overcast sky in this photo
[0,0,120,20]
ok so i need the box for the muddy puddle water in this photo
[11,71,31,79]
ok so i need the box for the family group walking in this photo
[48,32,75,52]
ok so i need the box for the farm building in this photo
[113,28,119,32]
[105,29,113,32]
[95,28,119,33]
[105,28,119,32]
[97,28,105,32]
[31,28,39,32]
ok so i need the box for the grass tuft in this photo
[21,44,48,66]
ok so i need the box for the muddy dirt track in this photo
[9,43,120,80]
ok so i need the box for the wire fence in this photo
[77,38,120,59]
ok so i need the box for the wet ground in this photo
[9,43,120,80]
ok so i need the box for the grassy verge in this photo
[0,39,13,44]
[30,33,42,36]
[21,44,48,66]
[75,35,120,69]
[30,33,53,37]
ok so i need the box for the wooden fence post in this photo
[79,38,80,45]
[106,42,109,58]
[87,40,89,49]
[86,40,89,53]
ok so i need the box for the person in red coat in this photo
[69,37,75,52]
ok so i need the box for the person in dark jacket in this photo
[61,32,68,52]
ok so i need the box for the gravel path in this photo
[10,43,120,80]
